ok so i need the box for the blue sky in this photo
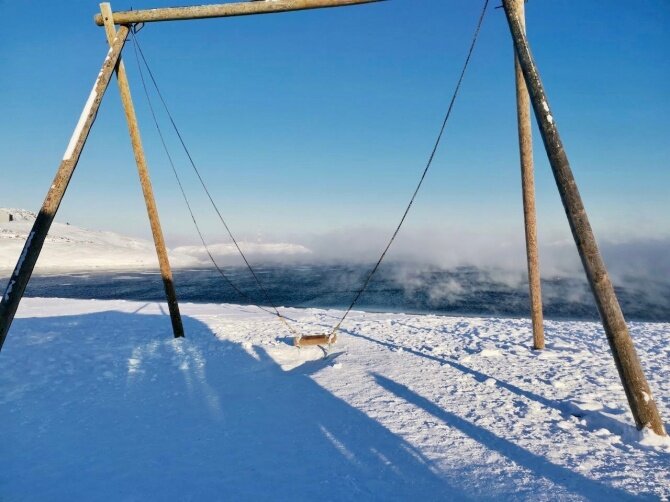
[1,0,668,251]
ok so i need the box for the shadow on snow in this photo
[1,311,465,501]
[373,374,642,501]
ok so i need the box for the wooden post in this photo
[0,27,130,352]
[100,3,184,338]
[502,0,666,436]
[511,0,544,350]
[94,0,384,25]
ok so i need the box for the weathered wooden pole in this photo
[0,27,130,352]
[511,0,544,350]
[100,3,184,338]
[94,0,385,26]
[502,0,666,436]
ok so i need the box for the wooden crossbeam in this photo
[94,0,385,26]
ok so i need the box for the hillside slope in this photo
[0,209,198,272]
[0,209,311,272]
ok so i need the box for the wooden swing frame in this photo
[0,0,665,436]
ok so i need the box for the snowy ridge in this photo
[0,208,311,272]
[1,297,668,499]
[0,208,197,271]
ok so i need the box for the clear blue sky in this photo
[0,0,668,247]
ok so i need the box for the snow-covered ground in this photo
[0,208,311,272]
[2,297,669,500]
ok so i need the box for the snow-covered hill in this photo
[0,208,311,272]
[0,208,197,271]
[1,297,668,499]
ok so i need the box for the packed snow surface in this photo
[2,298,669,500]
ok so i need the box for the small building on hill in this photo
[0,210,14,223]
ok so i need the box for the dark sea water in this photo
[4,264,669,323]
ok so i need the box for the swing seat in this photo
[294,334,337,347]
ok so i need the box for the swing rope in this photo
[329,0,489,338]
[130,31,300,337]
[129,0,488,343]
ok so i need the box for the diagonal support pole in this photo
[502,0,665,436]
[100,3,184,338]
[0,26,131,352]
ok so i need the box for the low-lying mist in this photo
[167,228,670,321]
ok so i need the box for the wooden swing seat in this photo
[294,334,337,347]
